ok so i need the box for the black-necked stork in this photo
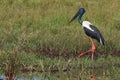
[69,8,105,60]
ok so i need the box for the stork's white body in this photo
[82,21,94,32]
[81,21,105,45]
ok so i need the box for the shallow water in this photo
[0,75,6,80]
[0,75,49,80]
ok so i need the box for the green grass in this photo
[0,0,120,79]
[0,0,120,54]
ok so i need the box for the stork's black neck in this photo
[78,15,83,25]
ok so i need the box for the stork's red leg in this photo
[91,75,95,80]
[90,38,96,60]
[78,38,96,60]
[78,50,91,57]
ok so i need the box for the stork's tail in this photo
[99,35,105,45]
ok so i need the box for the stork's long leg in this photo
[78,38,96,60]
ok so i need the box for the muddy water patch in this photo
[0,75,49,80]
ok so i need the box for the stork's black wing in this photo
[83,25,105,45]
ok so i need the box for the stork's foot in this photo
[78,49,92,57]
[78,48,95,60]
[78,38,96,60]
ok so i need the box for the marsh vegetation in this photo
[0,0,120,79]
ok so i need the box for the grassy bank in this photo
[0,0,120,55]
[0,0,120,79]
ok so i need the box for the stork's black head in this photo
[79,8,85,15]
[69,8,85,23]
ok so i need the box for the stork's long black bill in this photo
[69,11,79,24]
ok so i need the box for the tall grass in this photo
[0,0,120,55]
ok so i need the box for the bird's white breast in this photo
[82,21,94,32]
